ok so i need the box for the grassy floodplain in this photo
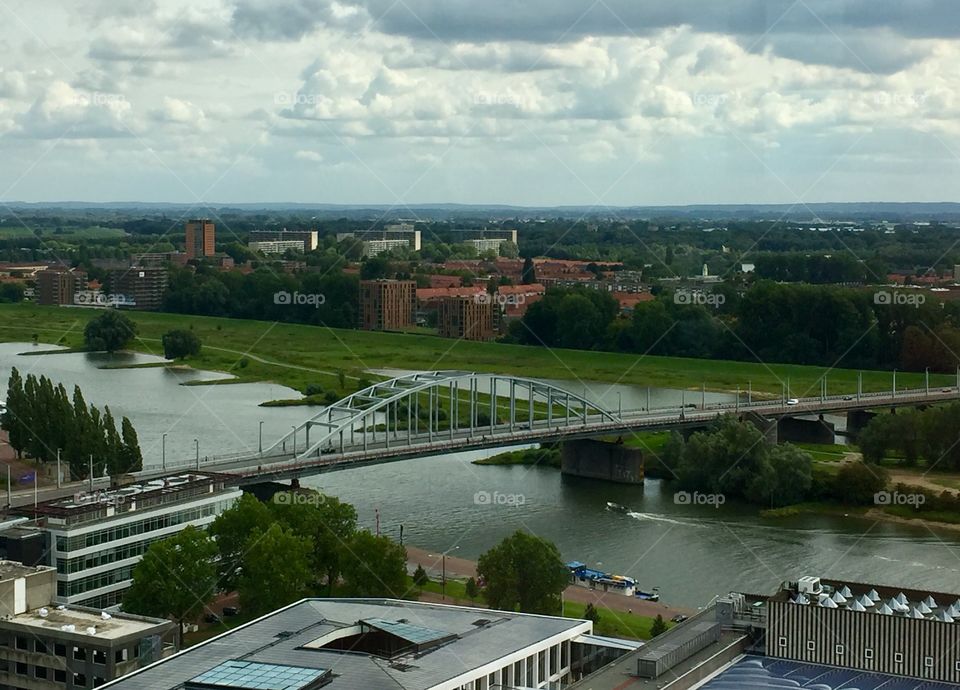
[0,303,949,397]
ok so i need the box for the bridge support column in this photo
[741,412,778,444]
[846,409,877,439]
[561,439,644,484]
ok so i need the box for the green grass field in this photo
[0,303,946,397]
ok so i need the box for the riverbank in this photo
[0,303,942,397]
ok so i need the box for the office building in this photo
[36,269,85,306]
[108,267,168,311]
[359,279,416,330]
[247,240,307,256]
[437,295,495,341]
[100,598,634,689]
[12,473,242,610]
[0,560,175,690]
[184,220,215,260]
[452,228,518,255]
[248,230,318,253]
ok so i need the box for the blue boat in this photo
[566,562,659,601]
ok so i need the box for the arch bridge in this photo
[260,371,619,462]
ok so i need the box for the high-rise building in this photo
[359,280,416,330]
[184,220,215,260]
[437,295,495,341]
[108,266,168,311]
[248,229,318,253]
[36,268,85,306]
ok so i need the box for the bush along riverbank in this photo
[472,444,561,468]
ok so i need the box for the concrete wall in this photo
[561,439,644,484]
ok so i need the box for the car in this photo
[670,614,689,623]
[786,398,800,405]
[943,388,953,393]
[843,395,855,401]
[204,613,221,624]
[222,606,240,617]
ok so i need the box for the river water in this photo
[2,344,958,609]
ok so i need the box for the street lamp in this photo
[162,433,167,472]
[194,439,199,471]
[442,545,460,600]
[258,421,264,455]
[291,425,297,454]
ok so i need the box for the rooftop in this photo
[17,472,238,526]
[0,560,52,581]
[103,598,590,690]
[8,605,173,642]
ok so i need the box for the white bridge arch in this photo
[262,371,620,461]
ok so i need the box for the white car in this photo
[786,398,800,406]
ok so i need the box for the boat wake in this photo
[625,510,706,528]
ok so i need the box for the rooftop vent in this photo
[472,619,491,627]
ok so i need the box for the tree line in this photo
[858,404,960,470]
[508,281,960,372]
[1,368,142,478]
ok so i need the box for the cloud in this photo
[149,97,206,125]
[13,81,134,139]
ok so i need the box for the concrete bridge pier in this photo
[561,439,644,484]
[777,414,836,444]
[846,409,878,438]
[741,412,778,444]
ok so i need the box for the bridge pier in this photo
[846,409,878,439]
[561,439,644,484]
[741,412,778,444]
[777,415,836,444]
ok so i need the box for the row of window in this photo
[777,637,954,669]
[55,498,234,552]
[3,661,107,688]
[455,642,569,690]
[57,534,168,574]
[2,635,134,663]
[57,564,136,598]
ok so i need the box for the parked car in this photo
[223,606,240,617]
[671,614,688,623]
[204,613,221,624]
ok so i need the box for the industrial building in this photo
[184,220,215,260]
[9,473,242,610]
[437,295,495,341]
[101,598,639,689]
[0,560,174,690]
[359,279,416,330]
[248,229,318,253]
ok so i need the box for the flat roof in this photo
[0,560,53,581]
[8,605,172,642]
[103,598,589,690]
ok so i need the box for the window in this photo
[55,643,66,656]
[73,673,87,687]
[55,670,66,683]
[15,637,28,651]
[94,650,106,664]
[35,641,47,655]
[864,648,874,660]
[835,645,844,656]
[778,636,787,648]
[926,657,934,668]
[34,666,47,679]
[15,662,27,675]
[806,640,815,652]
[895,652,904,664]
[73,646,86,661]
[94,678,107,688]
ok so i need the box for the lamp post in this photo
[258,421,264,455]
[194,439,199,471]
[161,433,167,472]
[56,448,62,489]
[441,545,460,600]
[291,425,297,455]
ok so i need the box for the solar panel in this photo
[187,659,329,690]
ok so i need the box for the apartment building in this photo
[359,279,416,330]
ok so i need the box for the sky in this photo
[1,0,959,206]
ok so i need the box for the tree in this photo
[832,461,888,505]
[650,614,668,637]
[465,577,479,602]
[2,368,26,458]
[118,417,143,473]
[239,523,313,616]
[521,257,536,284]
[339,530,408,598]
[583,603,601,624]
[413,564,429,592]
[209,493,274,590]
[84,310,138,352]
[162,329,202,360]
[476,531,568,614]
[123,526,217,643]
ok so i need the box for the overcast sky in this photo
[1,0,958,206]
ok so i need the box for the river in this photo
[1,343,957,609]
